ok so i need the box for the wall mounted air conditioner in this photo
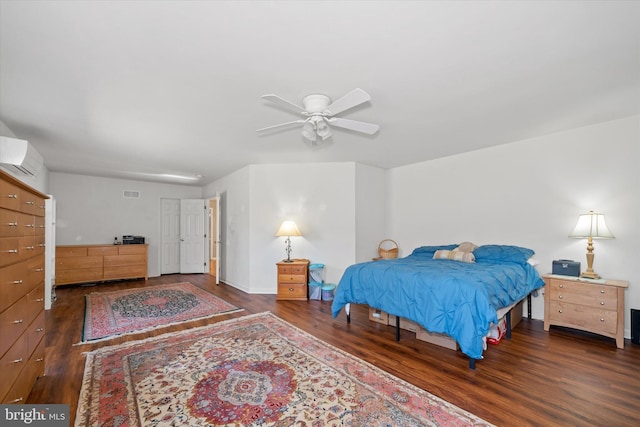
[0,136,44,176]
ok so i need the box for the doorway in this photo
[160,198,210,275]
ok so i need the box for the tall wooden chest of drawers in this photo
[56,243,148,285]
[543,274,628,349]
[0,169,47,403]
[276,259,309,300]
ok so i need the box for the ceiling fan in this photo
[256,88,379,142]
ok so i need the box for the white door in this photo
[180,199,208,273]
[161,198,181,274]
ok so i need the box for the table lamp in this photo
[276,220,302,262]
[569,210,614,279]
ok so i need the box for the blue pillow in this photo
[410,244,458,258]
[473,245,535,265]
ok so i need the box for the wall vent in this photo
[123,190,141,199]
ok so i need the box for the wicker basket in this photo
[378,239,399,259]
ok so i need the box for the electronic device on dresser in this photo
[122,235,145,244]
[552,259,580,277]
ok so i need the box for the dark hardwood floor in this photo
[27,274,640,426]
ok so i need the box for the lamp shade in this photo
[275,220,302,237]
[569,211,614,239]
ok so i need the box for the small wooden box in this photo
[416,327,459,351]
[510,300,523,329]
[368,307,389,325]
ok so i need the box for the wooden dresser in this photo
[56,244,148,286]
[0,169,47,403]
[276,259,309,300]
[543,274,628,349]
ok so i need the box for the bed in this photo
[331,244,545,368]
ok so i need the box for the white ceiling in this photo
[1,1,639,186]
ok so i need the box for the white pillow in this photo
[433,249,475,263]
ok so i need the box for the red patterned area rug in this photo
[81,282,242,343]
[76,312,493,426]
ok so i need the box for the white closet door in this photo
[160,198,181,274]
[180,199,207,273]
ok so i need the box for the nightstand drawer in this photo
[549,280,618,310]
[549,300,617,335]
[278,264,307,275]
[278,274,306,284]
[277,283,307,299]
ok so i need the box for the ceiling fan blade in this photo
[261,94,305,114]
[256,120,305,132]
[325,88,371,116]
[328,117,379,135]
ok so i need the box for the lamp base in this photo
[580,270,601,279]
[282,259,294,263]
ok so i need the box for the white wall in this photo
[249,162,357,293]
[202,166,252,292]
[49,172,202,277]
[355,163,386,262]
[203,162,376,294]
[387,115,639,337]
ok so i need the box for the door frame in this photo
[208,193,221,284]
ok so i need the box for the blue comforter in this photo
[331,244,544,359]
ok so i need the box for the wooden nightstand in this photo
[276,259,309,300]
[543,274,628,349]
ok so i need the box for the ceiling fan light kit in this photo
[302,116,332,142]
[257,88,379,142]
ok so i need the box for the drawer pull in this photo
[289,288,295,292]
[38,243,46,247]
[12,358,24,364]
[12,319,23,324]
[600,290,605,294]
[13,280,23,284]
[6,221,18,227]
[35,268,44,272]
[26,246,35,250]
[600,301,605,305]
[10,397,23,403]
[559,284,564,288]
[26,223,35,228]
[8,193,18,199]
[7,249,18,253]
[600,318,605,322]
[558,309,563,313]
[36,328,44,332]
[36,298,44,302]
[25,201,35,205]
[36,357,44,362]
[558,295,563,299]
